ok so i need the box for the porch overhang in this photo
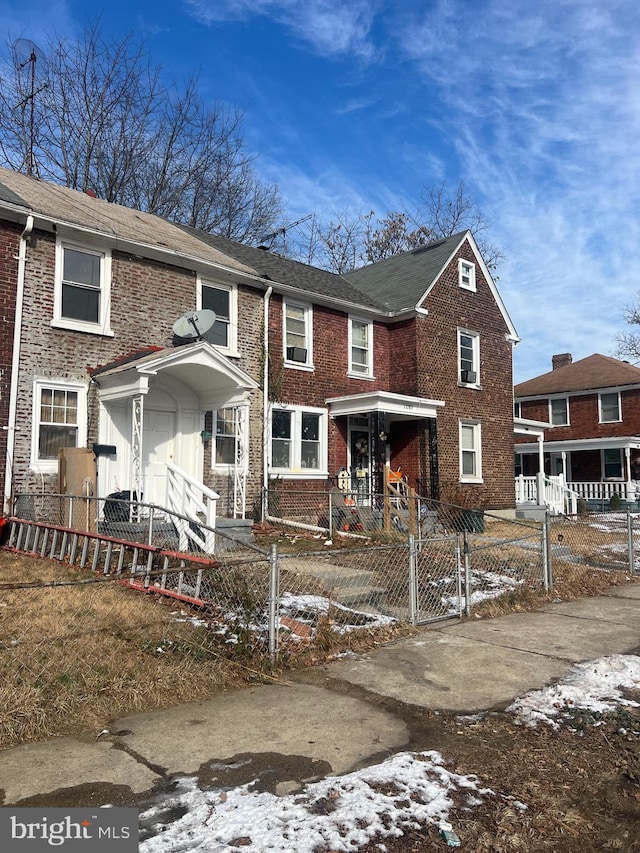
[93,340,258,409]
[514,416,548,439]
[326,390,444,421]
[515,435,640,456]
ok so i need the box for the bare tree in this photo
[0,23,281,243]
[615,298,640,362]
[286,180,503,272]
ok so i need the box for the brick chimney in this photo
[552,353,572,370]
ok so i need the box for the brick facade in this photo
[0,183,517,518]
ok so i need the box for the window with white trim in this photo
[458,329,480,385]
[603,448,623,479]
[32,379,86,471]
[213,407,247,469]
[349,317,373,377]
[270,406,326,475]
[460,420,482,482]
[53,241,112,335]
[458,258,476,291]
[200,281,237,352]
[599,392,621,423]
[283,300,313,367]
[550,397,569,426]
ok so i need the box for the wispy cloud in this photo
[185,0,381,60]
[390,0,640,379]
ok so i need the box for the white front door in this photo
[142,410,175,505]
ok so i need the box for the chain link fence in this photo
[6,491,639,747]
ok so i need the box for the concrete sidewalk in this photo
[1,584,638,807]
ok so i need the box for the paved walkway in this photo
[1,584,638,806]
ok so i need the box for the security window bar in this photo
[62,247,101,323]
[38,388,78,460]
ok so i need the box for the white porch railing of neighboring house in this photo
[515,474,580,515]
[516,474,638,513]
[166,462,219,553]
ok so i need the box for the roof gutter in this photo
[4,214,34,514]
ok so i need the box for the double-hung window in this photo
[284,300,312,367]
[599,392,621,423]
[200,281,237,353]
[603,448,623,479]
[349,317,373,377]
[458,329,479,385]
[212,406,248,470]
[32,379,86,471]
[460,420,482,482]
[458,258,476,291]
[270,406,326,475]
[550,397,569,426]
[54,241,112,335]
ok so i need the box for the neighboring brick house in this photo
[0,166,520,520]
[514,353,640,501]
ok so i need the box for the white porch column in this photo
[537,435,544,474]
[132,394,144,515]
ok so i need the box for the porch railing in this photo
[166,462,219,552]
[515,475,636,511]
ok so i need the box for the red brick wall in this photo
[416,243,515,509]
[269,239,516,511]
[517,389,640,442]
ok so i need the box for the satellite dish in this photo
[172,309,216,341]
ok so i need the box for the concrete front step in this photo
[331,585,388,607]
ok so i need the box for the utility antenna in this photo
[12,39,48,177]
[257,213,313,255]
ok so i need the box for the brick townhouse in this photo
[515,352,640,502]
[0,166,520,521]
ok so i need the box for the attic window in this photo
[459,259,476,291]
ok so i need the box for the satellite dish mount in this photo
[172,309,217,342]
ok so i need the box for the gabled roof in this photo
[515,353,640,397]
[342,232,465,311]
[178,225,382,310]
[342,230,519,339]
[0,167,254,276]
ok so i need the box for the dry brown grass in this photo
[0,552,252,748]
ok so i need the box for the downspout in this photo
[262,286,273,521]
[4,215,34,514]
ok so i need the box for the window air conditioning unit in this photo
[287,346,307,363]
[461,369,476,384]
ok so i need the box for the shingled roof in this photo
[341,232,466,311]
[177,225,383,310]
[515,353,640,397]
[0,167,255,276]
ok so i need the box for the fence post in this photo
[328,491,334,540]
[627,509,635,576]
[147,508,155,547]
[542,511,552,591]
[408,533,417,624]
[463,530,471,617]
[268,542,279,664]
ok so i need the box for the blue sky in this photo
[3,0,640,382]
